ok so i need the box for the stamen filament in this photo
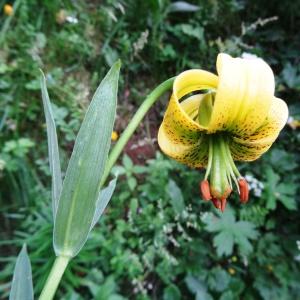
[204,136,213,180]
[219,137,239,192]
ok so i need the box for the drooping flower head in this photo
[158,53,288,211]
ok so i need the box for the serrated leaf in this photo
[54,60,121,257]
[9,245,34,300]
[40,70,63,218]
[90,178,117,229]
[214,231,234,256]
[204,208,258,257]
[265,167,297,211]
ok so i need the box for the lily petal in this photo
[173,69,218,100]
[158,125,209,167]
[230,97,288,161]
[158,93,210,167]
[208,53,275,135]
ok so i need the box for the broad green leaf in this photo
[207,267,230,292]
[54,61,121,257]
[213,231,234,257]
[203,208,258,257]
[265,167,297,211]
[90,178,117,229]
[122,154,133,170]
[166,179,185,214]
[185,275,213,300]
[9,245,33,300]
[163,284,181,300]
[40,70,62,218]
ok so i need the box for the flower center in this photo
[200,133,249,211]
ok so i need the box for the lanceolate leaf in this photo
[9,245,34,300]
[90,177,117,229]
[40,70,62,218]
[168,1,200,13]
[54,61,121,257]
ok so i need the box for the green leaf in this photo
[54,60,121,257]
[122,155,133,171]
[213,231,234,257]
[203,208,258,256]
[9,245,34,300]
[91,178,117,229]
[265,167,297,211]
[128,177,137,191]
[185,275,213,300]
[168,1,200,13]
[163,284,181,300]
[207,267,230,292]
[166,179,185,214]
[40,70,63,218]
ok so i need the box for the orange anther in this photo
[238,178,249,203]
[200,180,212,201]
[220,198,227,212]
[211,198,221,210]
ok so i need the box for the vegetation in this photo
[1,0,299,299]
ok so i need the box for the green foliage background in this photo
[0,0,300,299]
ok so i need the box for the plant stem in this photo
[100,77,175,186]
[39,255,70,300]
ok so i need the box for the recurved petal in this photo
[158,124,209,167]
[230,97,288,161]
[173,69,218,100]
[208,53,275,135]
[157,93,210,167]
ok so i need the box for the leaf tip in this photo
[114,59,122,70]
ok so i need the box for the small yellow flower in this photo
[158,53,288,211]
[111,131,119,141]
[231,256,238,262]
[4,4,13,16]
[228,267,236,275]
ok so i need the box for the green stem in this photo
[100,77,175,186]
[39,255,70,300]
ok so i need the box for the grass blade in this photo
[90,177,117,229]
[9,245,34,300]
[40,70,63,218]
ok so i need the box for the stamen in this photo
[220,198,227,212]
[200,180,211,201]
[211,198,221,210]
[238,178,249,203]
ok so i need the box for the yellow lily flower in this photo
[158,53,288,211]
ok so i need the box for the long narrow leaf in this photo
[54,61,121,257]
[90,177,117,229]
[9,245,34,300]
[40,71,62,218]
